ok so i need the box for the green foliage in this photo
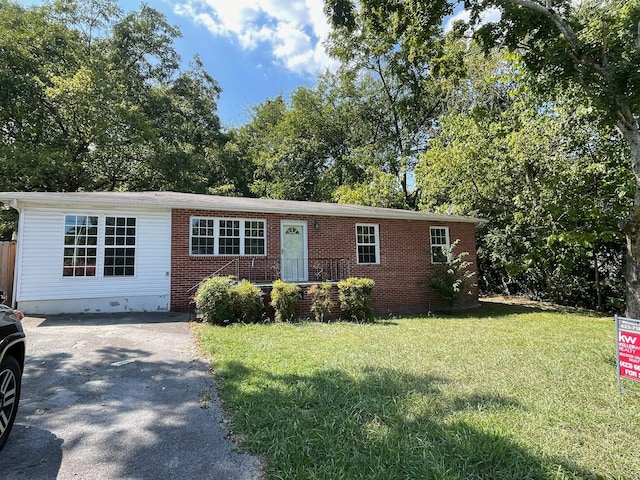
[337,277,375,322]
[416,44,631,311]
[0,0,235,196]
[270,280,301,322]
[308,283,335,322]
[429,241,476,310]
[323,1,448,209]
[229,280,264,324]
[232,71,406,204]
[333,167,405,208]
[195,276,262,325]
[0,210,17,241]
[195,276,236,325]
[325,0,640,313]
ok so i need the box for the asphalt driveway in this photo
[0,312,262,480]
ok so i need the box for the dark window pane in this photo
[104,217,135,276]
[356,225,378,264]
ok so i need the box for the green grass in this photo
[195,301,640,480]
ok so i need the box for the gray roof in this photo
[0,191,486,224]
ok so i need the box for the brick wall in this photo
[170,208,479,315]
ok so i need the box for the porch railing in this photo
[187,257,240,293]
[189,257,352,293]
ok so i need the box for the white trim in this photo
[12,206,25,307]
[0,192,487,224]
[103,215,137,278]
[430,226,450,264]
[280,221,308,282]
[62,214,100,280]
[355,223,380,265]
[189,216,267,257]
[60,214,139,280]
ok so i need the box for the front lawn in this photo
[195,301,640,480]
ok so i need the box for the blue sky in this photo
[17,1,493,128]
[139,0,485,128]
[119,0,340,128]
[16,0,338,127]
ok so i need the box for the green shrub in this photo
[308,283,334,322]
[229,280,264,323]
[195,276,263,325]
[429,240,476,310]
[270,280,301,322]
[194,276,236,325]
[338,277,375,322]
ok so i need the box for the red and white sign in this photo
[617,317,640,383]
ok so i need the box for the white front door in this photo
[281,221,308,282]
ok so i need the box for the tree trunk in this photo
[618,108,640,317]
[594,247,602,311]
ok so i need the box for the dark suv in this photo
[0,295,25,451]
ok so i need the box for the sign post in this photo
[615,315,640,394]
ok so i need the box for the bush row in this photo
[193,276,263,325]
[194,276,375,325]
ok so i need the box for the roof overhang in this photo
[0,191,488,225]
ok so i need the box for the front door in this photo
[281,221,308,282]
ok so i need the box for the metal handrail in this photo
[188,256,351,294]
[187,258,239,293]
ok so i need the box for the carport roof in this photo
[0,191,487,224]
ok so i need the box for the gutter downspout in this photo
[10,199,21,309]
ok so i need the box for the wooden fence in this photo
[0,242,16,304]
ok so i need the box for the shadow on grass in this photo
[218,361,598,480]
[429,298,611,320]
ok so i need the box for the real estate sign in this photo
[615,315,640,392]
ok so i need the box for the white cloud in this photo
[174,0,338,75]
[444,7,502,33]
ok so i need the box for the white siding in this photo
[15,206,171,314]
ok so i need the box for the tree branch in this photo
[504,0,611,80]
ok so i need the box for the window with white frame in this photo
[244,220,266,255]
[218,219,240,255]
[63,215,98,277]
[430,226,450,264]
[62,215,137,278]
[191,218,215,255]
[104,216,136,276]
[190,217,266,256]
[356,224,379,264]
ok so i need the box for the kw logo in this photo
[619,333,638,344]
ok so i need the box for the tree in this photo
[326,0,640,314]
[417,42,631,310]
[0,0,229,198]
[324,1,451,208]
[232,71,407,206]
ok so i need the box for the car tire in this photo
[0,355,21,451]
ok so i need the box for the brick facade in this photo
[170,208,479,316]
